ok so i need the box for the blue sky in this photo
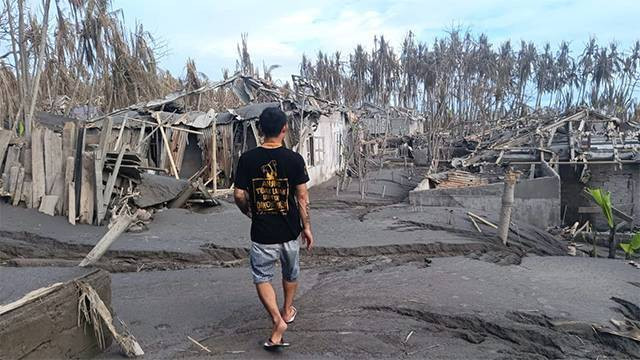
[112,0,640,83]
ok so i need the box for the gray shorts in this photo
[250,240,300,284]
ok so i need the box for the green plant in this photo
[620,233,640,258]
[586,188,617,258]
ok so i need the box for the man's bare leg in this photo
[282,280,298,322]
[256,282,287,343]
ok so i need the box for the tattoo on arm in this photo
[234,190,252,218]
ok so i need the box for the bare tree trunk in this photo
[17,0,30,135]
[26,0,52,137]
[498,171,519,245]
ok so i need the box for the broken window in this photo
[306,136,314,166]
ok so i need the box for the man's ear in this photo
[281,123,288,135]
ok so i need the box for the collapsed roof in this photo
[456,108,640,168]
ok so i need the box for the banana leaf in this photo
[586,188,614,229]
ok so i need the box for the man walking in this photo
[233,107,314,349]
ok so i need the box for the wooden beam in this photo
[211,116,217,191]
[98,116,113,158]
[113,114,127,152]
[12,167,24,206]
[79,152,94,224]
[94,150,104,225]
[79,210,141,267]
[101,146,125,224]
[154,114,179,179]
[63,156,75,216]
[68,182,76,225]
[8,166,19,199]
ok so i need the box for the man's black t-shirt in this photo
[234,146,310,244]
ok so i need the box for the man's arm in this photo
[234,188,252,218]
[296,183,314,250]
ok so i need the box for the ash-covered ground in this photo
[1,168,639,359]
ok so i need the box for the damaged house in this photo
[410,108,640,230]
[0,74,347,226]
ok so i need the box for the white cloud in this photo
[112,0,640,83]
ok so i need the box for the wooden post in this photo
[94,150,104,225]
[68,182,76,225]
[79,152,95,224]
[498,171,519,245]
[79,211,140,267]
[211,117,217,192]
[101,146,125,224]
[154,114,179,179]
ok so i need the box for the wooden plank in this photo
[79,152,95,224]
[94,150,105,225]
[4,145,21,173]
[68,182,76,225]
[8,166,19,199]
[101,146,125,223]
[44,128,63,194]
[38,195,59,216]
[52,173,64,214]
[12,167,25,206]
[31,127,46,208]
[98,116,113,157]
[22,181,32,208]
[113,115,127,152]
[21,148,31,176]
[62,122,76,179]
[63,156,75,216]
[0,172,7,194]
[0,129,13,174]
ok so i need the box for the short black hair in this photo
[259,107,287,137]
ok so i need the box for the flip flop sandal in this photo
[263,338,290,350]
[285,306,298,324]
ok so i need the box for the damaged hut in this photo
[410,108,640,230]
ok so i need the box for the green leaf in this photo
[630,232,640,250]
[620,243,632,254]
[586,188,614,229]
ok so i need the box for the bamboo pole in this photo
[211,116,217,192]
[153,114,179,179]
